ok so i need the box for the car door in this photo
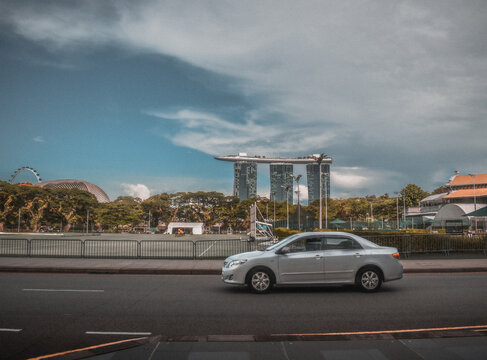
[323,236,366,283]
[278,236,325,284]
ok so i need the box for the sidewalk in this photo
[1,257,487,274]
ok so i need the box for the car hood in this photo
[226,250,265,261]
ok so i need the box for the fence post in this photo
[81,240,85,258]
[27,239,32,257]
[442,237,448,256]
[401,236,407,257]
[193,241,196,260]
[137,241,141,258]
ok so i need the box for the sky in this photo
[1,0,486,203]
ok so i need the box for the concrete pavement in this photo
[1,256,487,274]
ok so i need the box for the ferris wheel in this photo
[8,166,42,184]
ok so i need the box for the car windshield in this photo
[266,234,301,251]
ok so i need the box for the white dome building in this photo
[38,179,110,203]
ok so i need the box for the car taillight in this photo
[392,253,400,259]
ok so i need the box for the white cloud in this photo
[33,136,45,143]
[148,109,333,156]
[332,172,368,189]
[121,183,151,200]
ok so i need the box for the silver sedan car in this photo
[222,232,403,293]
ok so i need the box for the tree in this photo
[141,193,173,227]
[400,184,430,207]
[432,185,449,195]
[96,196,143,231]
[49,188,98,231]
[0,182,22,231]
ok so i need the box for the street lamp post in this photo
[281,185,290,229]
[272,191,276,228]
[394,192,400,230]
[324,172,328,229]
[403,195,406,229]
[469,174,477,233]
[312,154,328,229]
[290,174,302,230]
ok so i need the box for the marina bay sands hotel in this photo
[215,153,332,203]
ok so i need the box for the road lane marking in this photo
[0,328,22,332]
[272,324,487,337]
[26,337,147,360]
[86,331,152,336]
[22,289,104,293]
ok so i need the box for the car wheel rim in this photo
[252,272,270,291]
[361,271,379,290]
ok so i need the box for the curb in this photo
[0,267,221,275]
[1,267,487,275]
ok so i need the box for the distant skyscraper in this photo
[270,163,293,203]
[306,163,331,204]
[233,162,257,200]
[216,153,332,202]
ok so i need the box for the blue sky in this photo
[1,1,486,202]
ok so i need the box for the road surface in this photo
[1,273,486,359]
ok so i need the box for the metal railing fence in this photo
[0,235,486,259]
[0,238,273,259]
[363,234,487,256]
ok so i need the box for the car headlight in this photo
[228,259,247,269]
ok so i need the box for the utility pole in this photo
[86,210,89,234]
[469,174,477,232]
[281,185,290,229]
[291,174,302,230]
[394,192,400,230]
[403,196,406,229]
[324,172,328,229]
[148,210,151,233]
[18,208,21,232]
[273,192,276,229]
[313,154,327,229]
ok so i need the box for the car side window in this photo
[288,237,323,253]
[325,237,362,250]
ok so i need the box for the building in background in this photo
[270,163,293,203]
[233,161,257,200]
[38,179,110,203]
[406,172,487,232]
[216,153,332,202]
[7,167,110,203]
[306,163,331,204]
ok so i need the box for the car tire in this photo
[356,267,382,292]
[247,268,273,294]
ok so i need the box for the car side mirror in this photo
[278,246,290,255]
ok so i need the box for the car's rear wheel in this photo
[356,267,382,292]
[248,268,273,293]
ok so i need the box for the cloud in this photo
[121,183,151,200]
[3,1,487,194]
[147,109,333,156]
[332,171,368,189]
[32,136,45,143]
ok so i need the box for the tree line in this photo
[0,181,430,232]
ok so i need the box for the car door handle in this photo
[355,253,361,258]
[315,254,322,259]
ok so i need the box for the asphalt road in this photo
[1,273,487,359]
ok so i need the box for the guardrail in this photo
[363,234,487,257]
[0,235,486,259]
[0,238,272,259]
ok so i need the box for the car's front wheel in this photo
[356,267,382,292]
[248,268,273,294]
